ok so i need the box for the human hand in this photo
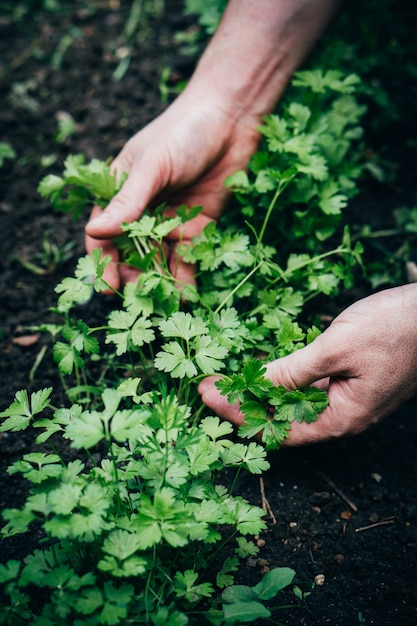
[85,0,342,292]
[198,285,417,446]
[85,90,261,291]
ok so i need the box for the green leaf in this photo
[225,499,266,535]
[201,416,234,441]
[174,570,214,603]
[30,388,53,414]
[318,181,348,215]
[159,311,208,341]
[61,320,99,355]
[106,311,155,355]
[235,537,259,558]
[8,453,62,484]
[38,173,65,201]
[65,410,105,448]
[224,442,269,475]
[223,600,270,622]
[75,587,103,615]
[238,417,291,451]
[259,114,290,151]
[110,409,144,442]
[222,585,257,604]
[274,387,329,424]
[176,204,204,223]
[194,335,228,374]
[0,388,52,432]
[292,69,360,94]
[224,170,251,192]
[154,341,197,378]
[48,483,83,515]
[187,438,220,475]
[288,102,311,131]
[98,554,147,578]
[0,413,31,433]
[53,341,84,375]
[0,142,16,167]
[55,277,93,311]
[131,488,193,549]
[253,567,296,599]
[2,507,36,537]
[0,560,21,583]
[150,606,189,626]
[216,556,239,589]
[219,232,252,270]
[101,529,144,560]
[308,272,338,295]
[75,249,112,292]
[296,154,328,181]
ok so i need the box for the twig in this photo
[355,517,396,533]
[260,477,277,525]
[318,471,358,512]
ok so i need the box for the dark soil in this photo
[1,2,416,625]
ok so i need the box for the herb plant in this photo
[0,69,366,624]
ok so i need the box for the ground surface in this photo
[0,2,416,625]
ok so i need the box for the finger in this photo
[119,264,141,286]
[282,407,346,446]
[264,328,351,390]
[198,376,244,425]
[85,152,169,239]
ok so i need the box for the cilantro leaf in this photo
[158,311,208,341]
[194,335,227,374]
[0,388,52,432]
[154,341,197,379]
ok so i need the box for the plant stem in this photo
[214,261,263,314]
[258,176,294,245]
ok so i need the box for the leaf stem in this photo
[214,261,263,314]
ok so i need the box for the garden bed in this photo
[1,1,416,624]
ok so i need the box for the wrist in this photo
[187,0,342,126]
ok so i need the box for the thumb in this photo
[265,332,336,390]
[86,153,167,239]
[266,323,351,390]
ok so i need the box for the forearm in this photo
[188,0,342,124]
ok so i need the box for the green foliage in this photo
[0,142,16,168]
[38,154,128,218]
[184,0,228,35]
[225,69,366,253]
[1,69,369,623]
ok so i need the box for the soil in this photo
[0,2,416,625]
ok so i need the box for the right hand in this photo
[85,90,262,291]
[199,285,417,446]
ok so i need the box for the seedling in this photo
[15,236,75,275]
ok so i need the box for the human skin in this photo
[198,284,417,445]
[85,0,341,290]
